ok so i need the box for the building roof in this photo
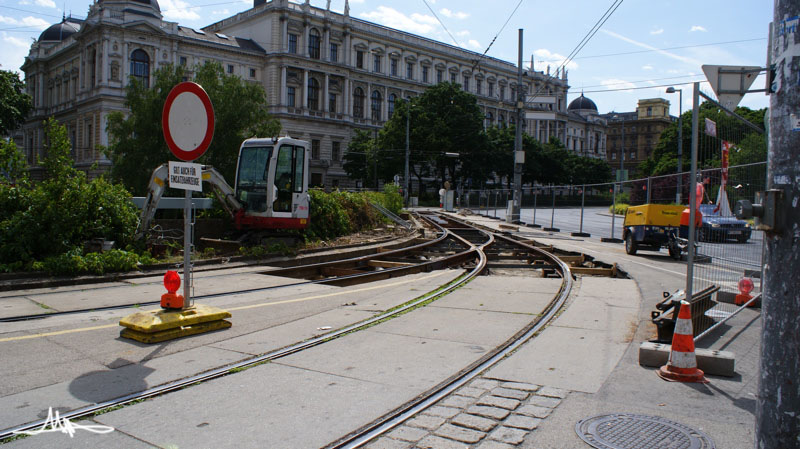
[568,94,597,112]
[100,0,160,12]
[38,18,81,42]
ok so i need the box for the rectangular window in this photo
[450,72,456,83]
[309,33,321,59]
[287,86,296,107]
[227,64,234,74]
[500,86,505,101]
[488,83,494,97]
[179,56,187,66]
[373,54,381,73]
[249,68,256,78]
[611,152,616,160]
[630,151,636,160]
[476,79,481,95]
[406,62,413,79]
[288,34,298,54]
[312,139,320,160]
[463,76,469,91]
[391,58,398,76]
[330,43,338,62]
[329,93,336,112]
[437,69,443,83]
[332,141,340,161]
[356,51,364,69]
[422,66,429,83]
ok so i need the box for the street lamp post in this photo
[666,86,683,203]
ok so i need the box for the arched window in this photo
[308,29,321,59]
[307,77,320,110]
[130,49,149,88]
[499,114,506,128]
[353,87,365,118]
[388,93,397,117]
[371,90,382,121]
[485,112,493,128]
[510,116,516,127]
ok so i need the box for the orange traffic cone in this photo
[657,300,708,383]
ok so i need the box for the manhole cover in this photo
[575,413,715,449]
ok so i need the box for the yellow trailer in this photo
[622,204,687,258]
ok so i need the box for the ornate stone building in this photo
[21,0,588,186]
[601,98,673,179]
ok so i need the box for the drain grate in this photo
[575,413,715,449]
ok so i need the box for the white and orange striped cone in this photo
[657,300,709,383]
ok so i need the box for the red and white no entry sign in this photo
[162,82,215,161]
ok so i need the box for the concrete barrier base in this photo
[638,341,735,377]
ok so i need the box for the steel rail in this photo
[325,217,574,449]
[0,218,488,441]
[0,220,456,323]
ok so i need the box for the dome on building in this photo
[38,19,80,42]
[99,0,161,12]
[568,94,598,113]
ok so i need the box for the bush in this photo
[304,188,396,242]
[610,203,629,215]
[0,119,140,269]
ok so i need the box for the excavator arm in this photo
[135,164,244,240]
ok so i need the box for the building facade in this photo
[21,0,595,187]
[601,98,673,179]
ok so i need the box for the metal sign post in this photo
[162,82,215,309]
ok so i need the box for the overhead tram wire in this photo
[420,0,460,47]
[573,37,767,60]
[469,0,525,73]
[524,0,623,106]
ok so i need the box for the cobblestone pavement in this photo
[366,377,569,449]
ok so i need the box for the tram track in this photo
[0,216,459,323]
[0,213,599,444]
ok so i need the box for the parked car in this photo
[697,204,752,243]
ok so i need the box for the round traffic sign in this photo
[162,82,215,161]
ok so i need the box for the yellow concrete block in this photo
[119,304,231,333]
[624,204,685,227]
[120,319,232,343]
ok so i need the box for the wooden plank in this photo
[570,264,616,277]
[322,267,365,277]
[557,255,585,265]
[367,260,414,268]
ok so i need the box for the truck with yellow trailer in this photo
[622,204,696,259]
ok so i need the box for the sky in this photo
[0,0,773,116]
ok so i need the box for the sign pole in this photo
[183,189,191,308]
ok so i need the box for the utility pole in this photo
[509,28,524,223]
[405,102,410,205]
[755,2,800,446]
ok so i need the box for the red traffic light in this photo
[738,277,754,295]
[164,270,181,294]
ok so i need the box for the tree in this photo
[639,104,767,178]
[106,62,280,195]
[0,70,32,136]
[377,83,487,192]
[342,129,374,185]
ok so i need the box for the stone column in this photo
[280,66,287,106]
[303,69,309,111]
[324,73,330,112]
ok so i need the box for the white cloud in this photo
[439,8,468,20]
[601,79,636,92]
[464,39,480,50]
[0,15,50,30]
[360,7,438,35]
[1,34,32,73]
[35,0,57,8]
[650,28,664,35]
[455,30,470,37]
[212,8,230,15]
[533,48,578,71]
[350,0,365,3]
[160,0,201,21]
[690,25,707,32]
[642,64,654,70]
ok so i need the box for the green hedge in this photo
[304,186,403,242]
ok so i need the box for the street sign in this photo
[702,65,760,110]
[168,161,203,192]
[162,82,215,161]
